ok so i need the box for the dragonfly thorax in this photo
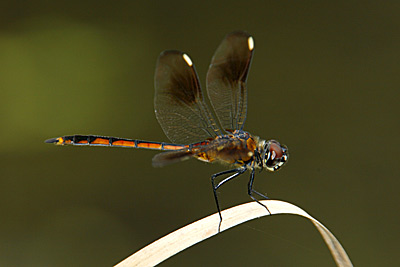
[192,130,255,166]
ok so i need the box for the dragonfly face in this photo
[46,31,289,231]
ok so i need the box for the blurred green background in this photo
[1,1,399,266]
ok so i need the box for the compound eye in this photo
[264,140,288,171]
[269,141,284,159]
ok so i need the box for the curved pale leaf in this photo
[115,200,352,267]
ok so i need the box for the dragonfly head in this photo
[262,140,288,171]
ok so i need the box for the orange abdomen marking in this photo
[137,142,162,149]
[112,140,135,147]
[92,138,111,145]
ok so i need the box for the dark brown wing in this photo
[154,50,222,144]
[206,31,254,131]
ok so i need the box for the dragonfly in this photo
[46,31,288,229]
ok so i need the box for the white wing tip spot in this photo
[182,54,193,66]
[248,36,254,51]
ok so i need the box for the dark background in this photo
[1,1,399,266]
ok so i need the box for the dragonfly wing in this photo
[154,50,222,144]
[152,150,195,167]
[206,31,254,131]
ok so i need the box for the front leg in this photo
[247,168,271,215]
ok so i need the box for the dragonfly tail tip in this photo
[44,137,59,144]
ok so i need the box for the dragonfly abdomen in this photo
[45,135,187,151]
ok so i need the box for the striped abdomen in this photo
[45,135,189,151]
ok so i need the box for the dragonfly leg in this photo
[247,168,271,215]
[211,167,246,232]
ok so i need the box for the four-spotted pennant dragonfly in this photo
[46,31,288,228]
